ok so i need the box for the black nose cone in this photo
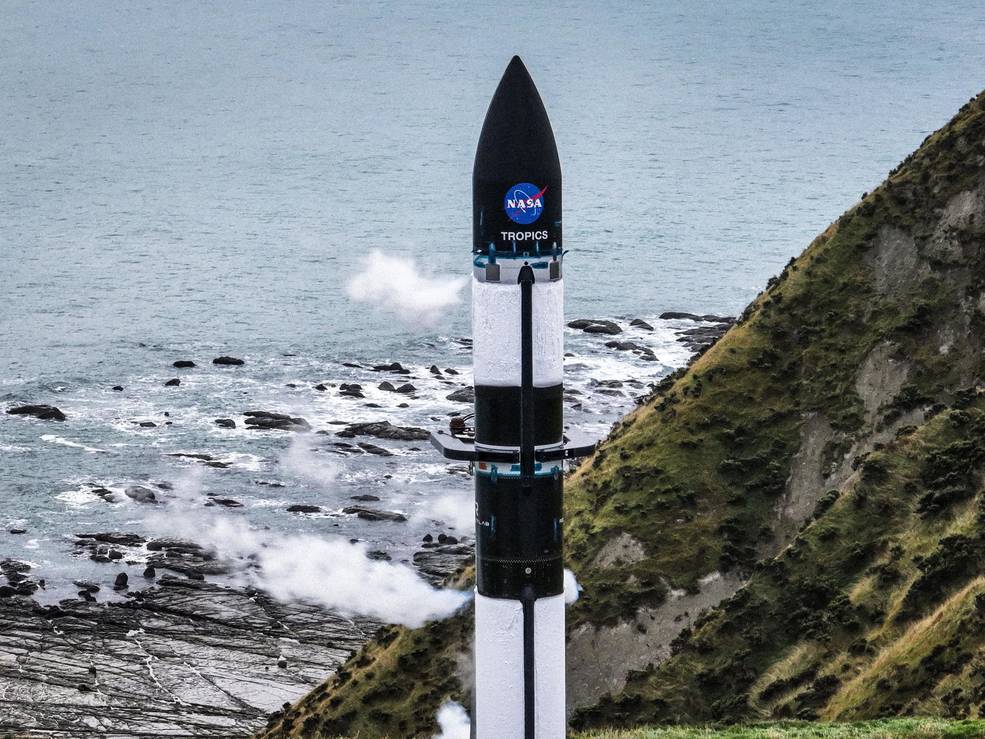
[473,56,561,256]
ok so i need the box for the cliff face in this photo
[258,90,985,738]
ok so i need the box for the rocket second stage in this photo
[433,56,594,739]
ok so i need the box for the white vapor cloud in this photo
[564,568,580,604]
[148,470,470,628]
[279,434,339,487]
[346,250,467,328]
[416,492,473,534]
[433,701,471,739]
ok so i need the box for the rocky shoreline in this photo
[0,535,471,738]
[0,314,728,737]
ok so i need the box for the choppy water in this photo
[2,1,984,598]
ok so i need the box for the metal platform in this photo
[430,429,597,463]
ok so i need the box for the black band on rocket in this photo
[474,384,563,447]
[476,473,564,598]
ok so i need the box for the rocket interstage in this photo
[431,56,595,739]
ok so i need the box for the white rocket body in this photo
[471,273,565,739]
[474,594,566,738]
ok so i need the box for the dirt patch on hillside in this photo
[565,570,744,716]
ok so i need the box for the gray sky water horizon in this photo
[2,0,984,379]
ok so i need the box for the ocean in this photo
[2,0,984,600]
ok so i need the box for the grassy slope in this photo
[258,91,985,738]
[572,90,985,729]
[572,719,985,738]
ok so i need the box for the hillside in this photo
[258,89,985,738]
[573,720,985,738]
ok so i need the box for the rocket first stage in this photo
[432,56,595,739]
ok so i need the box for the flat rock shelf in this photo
[0,577,378,737]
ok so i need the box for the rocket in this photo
[432,56,594,739]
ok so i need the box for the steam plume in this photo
[347,250,467,328]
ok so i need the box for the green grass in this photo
[572,719,985,738]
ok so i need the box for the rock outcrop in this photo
[6,404,66,421]
[0,578,377,737]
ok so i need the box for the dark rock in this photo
[583,321,622,335]
[313,383,328,391]
[243,411,310,431]
[9,528,26,535]
[341,507,407,522]
[214,418,236,428]
[567,319,622,335]
[339,383,365,398]
[138,421,157,427]
[143,566,157,579]
[378,381,397,392]
[605,340,648,352]
[444,368,459,375]
[112,385,124,391]
[108,550,123,560]
[277,658,288,669]
[76,533,146,547]
[113,573,128,591]
[6,404,66,421]
[350,494,381,502]
[395,383,416,394]
[429,365,442,376]
[675,322,731,349]
[336,421,429,441]
[172,360,196,368]
[446,387,475,403]
[286,504,321,514]
[124,486,158,504]
[74,580,100,593]
[372,362,410,374]
[367,550,391,562]
[164,378,181,387]
[630,319,654,330]
[422,534,433,543]
[212,498,243,508]
[659,311,735,323]
[413,542,473,584]
[357,442,392,456]
[213,356,245,366]
[341,361,362,368]
[146,539,203,553]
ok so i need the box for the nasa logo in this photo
[504,182,547,225]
